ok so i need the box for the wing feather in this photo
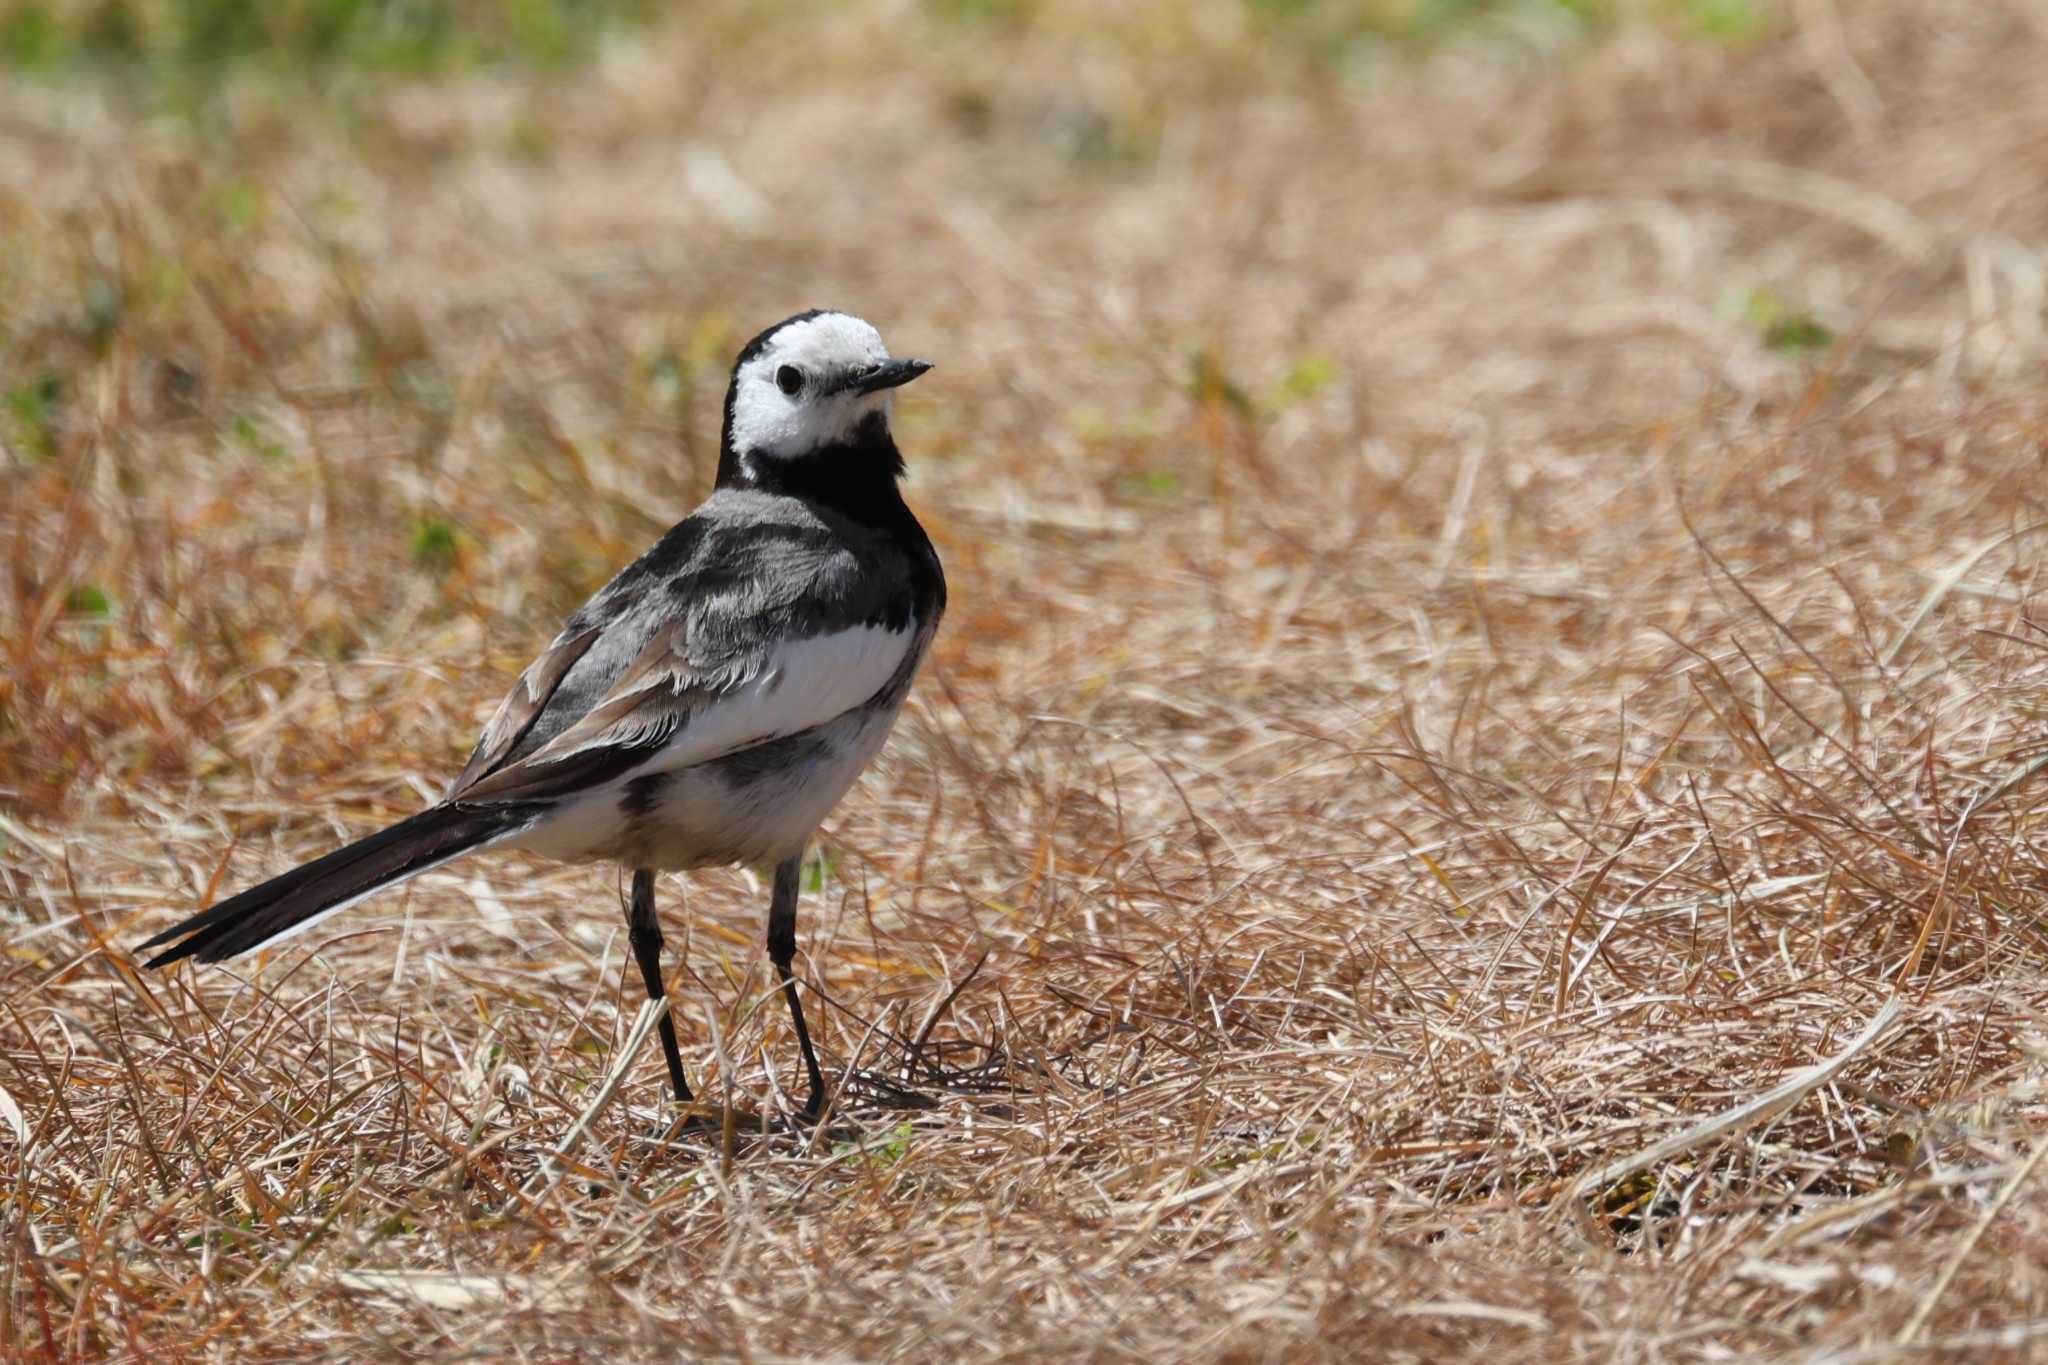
[445,490,931,809]
[455,621,914,804]
[449,623,604,798]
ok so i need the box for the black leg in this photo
[628,868,693,1104]
[768,854,826,1119]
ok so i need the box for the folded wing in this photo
[454,617,914,804]
[449,494,922,808]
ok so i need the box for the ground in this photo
[4,1,2048,1359]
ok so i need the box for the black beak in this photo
[845,358,933,396]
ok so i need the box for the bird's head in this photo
[718,311,931,484]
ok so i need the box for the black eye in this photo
[775,365,805,396]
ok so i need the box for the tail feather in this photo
[141,804,535,968]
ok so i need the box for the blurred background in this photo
[4,0,2042,814]
[6,3,2048,1356]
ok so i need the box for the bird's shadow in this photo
[629,1056,1021,1158]
[633,955,1026,1156]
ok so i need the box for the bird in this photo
[138,309,947,1122]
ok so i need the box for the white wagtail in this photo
[140,310,946,1120]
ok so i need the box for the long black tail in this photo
[140,803,536,968]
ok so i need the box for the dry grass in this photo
[6,2,2048,1359]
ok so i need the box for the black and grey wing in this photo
[449,498,930,808]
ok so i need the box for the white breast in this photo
[632,624,914,781]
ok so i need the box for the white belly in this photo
[506,699,905,871]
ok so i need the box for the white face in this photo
[728,313,917,460]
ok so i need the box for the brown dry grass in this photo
[6,2,2048,1359]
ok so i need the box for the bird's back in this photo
[455,484,943,799]
[492,486,945,869]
